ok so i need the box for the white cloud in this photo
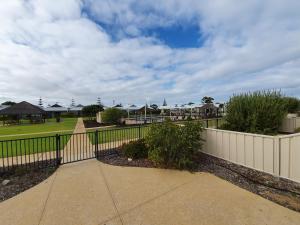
[0,0,299,106]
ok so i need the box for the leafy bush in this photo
[283,97,300,113]
[145,119,204,169]
[122,139,148,159]
[82,104,104,118]
[222,90,287,135]
[101,108,126,124]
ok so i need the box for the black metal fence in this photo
[0,125,151,173]
[0,118,223,173]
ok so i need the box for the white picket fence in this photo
[202,128,300,183]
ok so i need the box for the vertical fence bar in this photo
[95,130,99,158]
[55,134,61,167]
[138,124,141,140]
[1,141,4,172]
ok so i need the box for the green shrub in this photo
[283,97,300,113]
[122,139,148,159]
[82,104,104,118]
[145,119,204,169]
[101,108,126,124]
[222,90,287,135]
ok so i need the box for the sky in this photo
[0,0,300,107]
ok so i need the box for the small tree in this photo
[146,119,204,169]
[101,107,126,124]
[82,104,104,119]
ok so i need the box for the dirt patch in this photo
[97,150,300,212]
[83,120,102,128]
[98,149,156,168]
[0,167,56,202]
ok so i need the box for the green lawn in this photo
[88,126,151,145]
[0,118,77,137]
[0,133,72,157]
[0,118,77,157]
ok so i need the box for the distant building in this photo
[0,101,46,124]
[44,104,68,118]
[0,105,9,111]
[44,103,84,118]
[68,105,84,116]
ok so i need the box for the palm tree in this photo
[202,96,214,104]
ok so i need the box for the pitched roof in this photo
[44,106,68,112]
[51,103,62,107]
[0,105,9,111]
[0,101,45,115]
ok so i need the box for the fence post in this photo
[216,118,219,129]
[273,137,281,176]
[138,124,141,139]
[95,130,99,158]
[206,120,209,128]
[55,134,61,167]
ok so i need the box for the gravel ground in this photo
[98,150,300,212]
[0,167,56,202]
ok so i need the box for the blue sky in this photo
[0,0,300,106]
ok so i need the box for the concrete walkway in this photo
[61,118,94,163]
[0,159,300,225]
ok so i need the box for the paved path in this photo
[0,159,300,225]
[61,118,94,163]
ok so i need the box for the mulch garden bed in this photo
[98,149,156,168]
[97,150,300,212]
[83,120,102,128]
[0,166,56,202]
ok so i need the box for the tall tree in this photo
[38,97,43,107]
[202,96,214,104]
[162,98,167,106]
[150,104,158,110]
[1,101,16,106]
[71,99,75,107]
[97,97,102,106]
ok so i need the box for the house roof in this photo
[69,106,83,111]
[51,103,62,107]
[0,101,45,115]
[44,106,68,112]
[0,105,9,111]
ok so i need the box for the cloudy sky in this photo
[0,0,300,106]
